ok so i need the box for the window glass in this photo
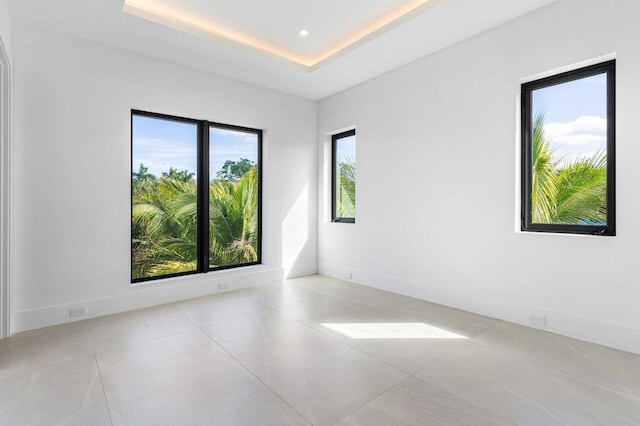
[522,61,615,235]
[209,126,260,268]
[131,115,198,280]
[333,130,356,222]
[131,111,262,283]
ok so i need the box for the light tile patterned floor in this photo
[1,275,639,425]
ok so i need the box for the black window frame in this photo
[131,110,262,284]
[521,60,616,236]
[331,129,356,223]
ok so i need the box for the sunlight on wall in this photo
[282,184,308,278]
[321,323,468,339]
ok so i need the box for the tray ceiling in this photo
[7,0,558,99]
[123,0,437,69]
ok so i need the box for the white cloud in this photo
[544,115,607,146]
[132,137,198,178]
[209,149,256,157]
[210,127,258,144]
[133,137,196,159]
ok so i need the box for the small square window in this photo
[521,61,615,236]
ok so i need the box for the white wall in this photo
[0,0,10,60]
[11,22,317,332]
[0,0,10,338]
[318,0,640,354]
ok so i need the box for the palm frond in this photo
[530,112,608,225]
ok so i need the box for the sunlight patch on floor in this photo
[321,323,467,339]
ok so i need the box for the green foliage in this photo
[132,174,198,279]
[531,112,607,225]
[132,163,157,194]
[131,165,259,279]
[209,167,259,267]
[554,153,607,223]
[336,156,356,218]
[216,158,255,182]
[162,167,195,183]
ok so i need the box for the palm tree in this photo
[209,166,259,267]
[336,155,356,217]
[132,166,259,278]
[132,175,197,278]
[132,163,157,194]
[162,167,195,183]
[554,152,607,223]
[531,112,607,224]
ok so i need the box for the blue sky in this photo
[336,135,355,163]
[532,73,607,165]
[132,115,258,180]
[209,127,258,176]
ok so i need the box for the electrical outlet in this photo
[344,272,352,280]
[69,307,87,318]
[218,282,229,290]
[529,313,547,326]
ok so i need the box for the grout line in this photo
[171,298,276,329]
[168,290,312,422]
[232,283,414,372]
[243,279,496,378]
[404,343,526,424]
[409,337,480,379]
[170,301,205,327]
[329,376,414,425]
[85,298,309,424]
[265,282,473,375]
[285,281,640,400]
[464,336,640,400]
[195,321,313,425]
[72,276,640,423]
[465,320,627,392]
[172,283,408,424]
[283,312,409,373]
[0,354,90,384]
[91,326,195,356]
[93,354,115,426]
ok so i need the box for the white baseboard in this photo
[11,266,284,334]
[318,263,640,355]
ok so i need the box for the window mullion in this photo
[197,121,210,273]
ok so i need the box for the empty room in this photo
[0,0,639,424]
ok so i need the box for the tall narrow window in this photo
[131,113,199,280]
[209,125,261,269]
[332,130,356,223]
[521,61,615,236]
[131,111,262,283]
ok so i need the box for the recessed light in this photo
[299,30,309,37]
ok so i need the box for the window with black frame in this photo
[521,60,615,236]
[131,110,261,283]
[332,129,356,223]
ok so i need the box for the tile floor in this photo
[1,275,639,425]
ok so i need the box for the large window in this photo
[332,130,356,223]
[521,61,615,236]
[131,111,261,283]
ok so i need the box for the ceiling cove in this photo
[122,0,441,71]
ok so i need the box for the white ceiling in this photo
[8,0,558,99]
[123,0,426,62]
